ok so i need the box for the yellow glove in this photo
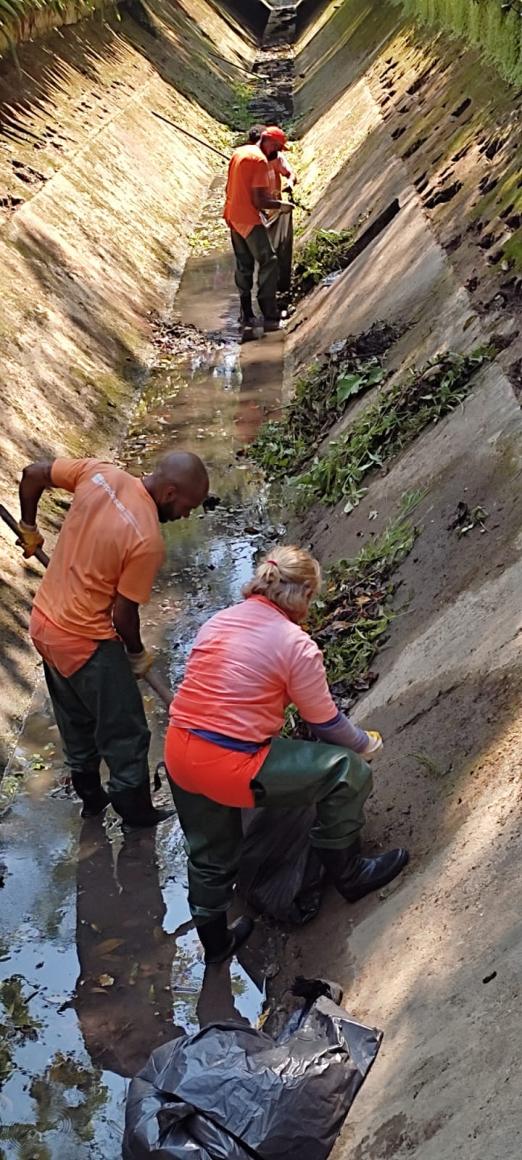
[127,649,154,679]
[16,521,44,559]
[361,730,383,760]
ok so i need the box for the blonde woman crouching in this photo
[165,545,409,963]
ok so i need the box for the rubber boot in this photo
[258,297,281,331]
[109,780,175,829]
[319,845,409,902]
[196,914,254,965]
[239,293,256,326]
[71,769,110,819]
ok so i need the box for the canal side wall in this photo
[0,0,257,768]
[278,3,522,1156]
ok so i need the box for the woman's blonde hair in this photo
[242,545,322,620]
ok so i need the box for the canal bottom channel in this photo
[0,193,287,1158]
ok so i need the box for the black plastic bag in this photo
[123,979,382,1160]
[238,808,324,924]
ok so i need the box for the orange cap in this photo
[261,126,288,150]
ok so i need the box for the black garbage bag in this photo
[238,808,324,924]
[123,978,383,1160]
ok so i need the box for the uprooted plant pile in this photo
[286,499,420,741]
[296,349,486,510]
[292,226,359,299]
[254,349,486,511]
[250,322,399,478]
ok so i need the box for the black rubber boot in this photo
[258,297,281,331]
[71,770,110,819]
[319,845,409,902]
[239,293,255,326]
[197,914,254,965]
[109,781,175,829]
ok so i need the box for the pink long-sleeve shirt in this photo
[170,595,337,740]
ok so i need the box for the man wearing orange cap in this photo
[223,127,293,331]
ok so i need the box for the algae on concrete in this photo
[394,0,522,85]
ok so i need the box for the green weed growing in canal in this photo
[250,322,398,478]
[294,349,486,510]
[292,225,359,299]
[227,80,255,133]
[284,493,423,737]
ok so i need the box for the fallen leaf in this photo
[97,974,115,988]
[95,938,124,956]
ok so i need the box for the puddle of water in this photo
[0,183,285,1157]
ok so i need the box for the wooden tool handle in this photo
[144,668,172,708]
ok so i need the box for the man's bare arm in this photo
[19,461,53,526]
[252,187,292,213]
[113,594,143,654]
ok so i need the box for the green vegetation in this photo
[277,349,485,511]
[250,322,397,478]
[396,0,522,87]
[0,0,98,48]
[292,226,359,299]
[285,495,422,738]
[227,80,255,133]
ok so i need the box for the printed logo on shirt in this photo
[91,472,143,537]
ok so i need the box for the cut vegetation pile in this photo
[286,498,421,736]
[292,226,359,299]
[251,321,399,477]
[252,348,486,510]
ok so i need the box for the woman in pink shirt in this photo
[165,546,409,963]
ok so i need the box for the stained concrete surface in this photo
[1,0,522,1156]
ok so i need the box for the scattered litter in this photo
[449,501,489,536]
[483,971,497,984]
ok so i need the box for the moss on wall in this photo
[394,0,522,85]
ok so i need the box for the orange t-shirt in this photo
[30,606,97,678]
[223,144,270,238]
[33,458,165,639]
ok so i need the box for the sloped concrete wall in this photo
[0,0,255,765]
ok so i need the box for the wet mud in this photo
[0,185,286,1158]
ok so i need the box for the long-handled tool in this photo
[0,503,172,708]
[151,111,229,161]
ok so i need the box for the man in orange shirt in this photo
[223,128,293,330]
[17,451,209,827]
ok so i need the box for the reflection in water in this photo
[0,185,285,1156]
[74,824,181,1077]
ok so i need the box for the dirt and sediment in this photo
[0,0,521,1156]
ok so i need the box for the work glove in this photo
[16,521,44,559]
[360,730,383,760]
[127,649,154,679]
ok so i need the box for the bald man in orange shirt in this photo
[17,451,208,827]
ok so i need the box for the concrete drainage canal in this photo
[0,174,294,1149]
[2,0,522,1154]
